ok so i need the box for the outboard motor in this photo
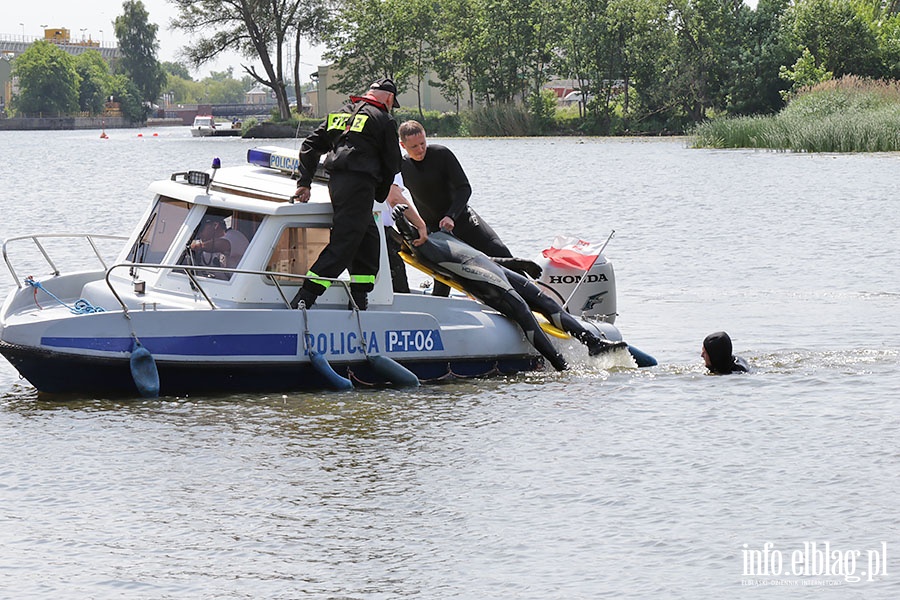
[534,253,617,323]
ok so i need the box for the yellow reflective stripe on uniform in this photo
[347,115,368,132]
[350,274,376,285]
[306,270,331,289]
[325,112,368,132]
[326,113,350,131]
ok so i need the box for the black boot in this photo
[291,288,318,309]
[584,333,628,356]
[348,288,368,311]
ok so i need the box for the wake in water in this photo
[614,347,899,378]
[554,344,638,378]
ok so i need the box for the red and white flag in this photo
[541,236,603,271]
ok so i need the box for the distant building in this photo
[245,85,271,105]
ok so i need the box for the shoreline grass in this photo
[690,76,900,152]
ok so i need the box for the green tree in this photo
[607,0,676,129]
[323,0,420,95]
[724,0,792,115]
[309,0,900,133]
[469,0,557,104]
[778,46,833,99]
[877,14,900,78]
[558,0,621,127]
[786,0,881,78]
[165,71,251,104]
[108,74,145,122]
[199,75,248,104]
[162,61,193,81]
[431,0,480,109]
[434,0,561,107]
[665,0,747,123]
[398,0,438,114]
[114,0,167,105]
[11,40,80,115]
[165,74,201,104]
[75,50,113,115]
[171,0,326,120]
[290,0,328,114]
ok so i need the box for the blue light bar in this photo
[247,147,299,174]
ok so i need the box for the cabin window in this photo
[265,226,330,284]
[127,198,191,266]
[178,209,262,281]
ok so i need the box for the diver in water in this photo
[391,205,627,371]
[702,331,750,374]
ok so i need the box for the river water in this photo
[1,129,898,598]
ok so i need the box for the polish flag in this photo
[541,236,603,271]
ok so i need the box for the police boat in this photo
[0,147,655,397]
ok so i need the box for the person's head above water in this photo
[702,331,748,374]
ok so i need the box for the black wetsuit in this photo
[401,144,511,296]
[703,331,751,374]
[295,97,401,302]
[392,208,625,370]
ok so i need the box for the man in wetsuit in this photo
[398,120,514,296]
[702,331,751,374]
[290,78,402,311]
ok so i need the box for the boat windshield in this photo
[126,198,191,266]
[178,209,261,280]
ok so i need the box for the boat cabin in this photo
[90,147,395,311]
[192,115,216,129]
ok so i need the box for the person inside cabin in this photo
[701,331,751,374]
[290,77,402,311]
[381,173,428,293]
[397,120,519,296]
[189,214,250,277]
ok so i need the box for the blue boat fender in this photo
[367,354,421,387]
[300,304,353,391]
[309,349,354,391]
[130,340,160,398]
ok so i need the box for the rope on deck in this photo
[24,276,106,315]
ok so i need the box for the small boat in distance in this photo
[191,115,242,137]
[0,147,654,397]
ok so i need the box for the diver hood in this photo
[704,331,735,373]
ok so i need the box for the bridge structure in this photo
[0,35,120,61]
[211,103,279,117]
[163,103,280,125]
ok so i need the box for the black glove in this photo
[390,204,421,246]
[492,257,543,279]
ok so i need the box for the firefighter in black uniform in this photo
[290,78,402,311]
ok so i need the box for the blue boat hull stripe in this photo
[41,333,298,356]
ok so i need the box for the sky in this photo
[7,0,325,81]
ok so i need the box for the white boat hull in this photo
[2,272,610,394]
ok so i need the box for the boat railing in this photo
[104,262,352,316]
[2,233,130,289]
